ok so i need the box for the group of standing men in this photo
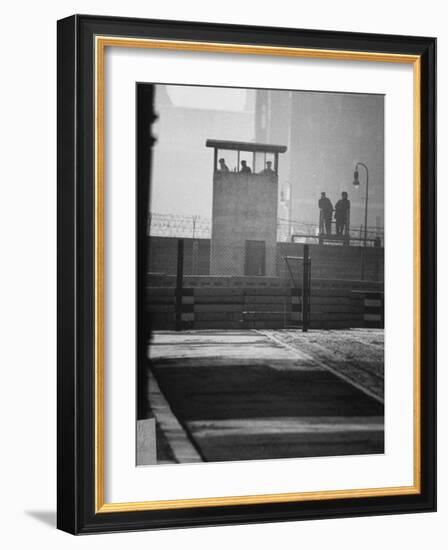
[218,158,275,176]
[319,191,351,236]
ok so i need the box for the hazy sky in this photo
[150,85,256,219]
[166,85,250,111]
[149,84,384,228]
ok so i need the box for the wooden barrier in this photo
[146,282,384,330]
[352,290,384,328]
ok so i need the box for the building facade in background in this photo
[255,88,384,232]
[151,84,384,237]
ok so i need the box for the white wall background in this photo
[0,0,444,547]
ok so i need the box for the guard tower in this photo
[206,139,287,277]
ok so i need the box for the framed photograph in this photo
[57,15,436,534]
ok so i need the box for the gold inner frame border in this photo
[94,35,421,514]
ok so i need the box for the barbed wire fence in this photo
[147,213,384,245]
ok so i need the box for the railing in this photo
[147,212,383,245]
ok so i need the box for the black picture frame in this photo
[57,14,436,534]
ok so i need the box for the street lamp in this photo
[353,162,369,280]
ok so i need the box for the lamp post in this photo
[353,162,369,280]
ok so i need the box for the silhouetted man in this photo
[240,160,252,174]
[318,192,333,235]
[260,160,275,177]
[334,191,350,236]
[218,158,229,172]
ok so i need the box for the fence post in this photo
[192,239,199,275]
[318,210,324,245]
[175,238,184,331]
[302,244,310,332]
[344,209,350,246]
[136,84,156,421]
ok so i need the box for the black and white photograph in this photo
[0,0,440,543]
[137,83,385,466]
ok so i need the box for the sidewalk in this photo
[147,329,384,464]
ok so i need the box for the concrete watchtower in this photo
[206,139,287,277]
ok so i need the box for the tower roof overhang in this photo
[206,139,287,154]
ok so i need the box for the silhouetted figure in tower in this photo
[218,158,230,173]
[240,160,252,174]
[260,160,275,177]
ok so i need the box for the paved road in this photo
[148,329,384,464]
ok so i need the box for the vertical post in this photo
[136,84,156,421]
[361,167,369,280]
[302,244,310,332]
[175,238,184,331]
[288,180,293,240]
[355,162,369,280]
[345,208,350,246]
[359,224,365,280]
[364,167,369,250]
[308,254,312,327]
[362,167,369,281]
[213,147,218,173]
[361,248,366,281]
[192,239,199,276]
[318,209,324,245]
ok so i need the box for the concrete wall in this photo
[147,236,384,283]
[147,237,210,276]
[277,242,384,282]
[210,172,278,276]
